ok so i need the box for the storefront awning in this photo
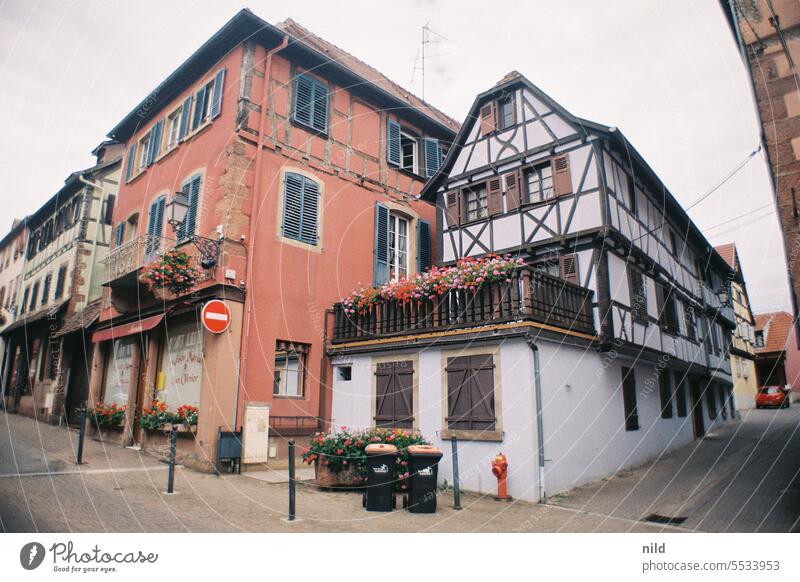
[91,314,164,343]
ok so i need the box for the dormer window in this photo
[479,93,516,135]
[755,330,764,348]
[400,130,418,174]
[497,95,515,130]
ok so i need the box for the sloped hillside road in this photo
[549,404,800,532]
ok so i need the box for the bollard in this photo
[288,439,296,521]
[167,424,178,494]
[451,435,462,510]
[76,406,87,465]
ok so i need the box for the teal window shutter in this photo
[210,68,226,119]
[417,219,431,272]
[423,138,441,178]
[114,222,125,246]
[192,86,208,130]
[155,196,165,237]
[373,203,389,285]
[178,96,192,140]
[300,179,319,245]
[183,175,201,239]
[293,74,328,133]
[387,120,401,166]
[293,75,314,128]
[146,120,163,166]
[282,172,319,245]
[124,142,137,182]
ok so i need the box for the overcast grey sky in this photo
[0,0,789,312]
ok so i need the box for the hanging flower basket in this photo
[339,254,525,316]
[140,249,202,295]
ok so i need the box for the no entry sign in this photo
[201,300,231,334]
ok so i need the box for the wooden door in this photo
[689,379,705,438]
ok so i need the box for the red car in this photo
[756,386,790,409]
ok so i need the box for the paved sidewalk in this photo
[0,411,677,533]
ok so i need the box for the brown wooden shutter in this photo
[444,190,461,227]
[487,177,503,215]
[446,355,496,431]
[553,154,573,196]
[559,254,579,285]
[479,102,496,136]
[505,170,521,211]
[375,361,413,428]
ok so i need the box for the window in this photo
[675,373,688,418]
[683,301,697,341]
[626,173,637,216]
[166,108,183,150]
[621,366,639,431]
[388,213,409,281]
[719,385,728,419]
[754,330,764,348]
[628,267,647,323]
[374,361,414,428]
[559,254,580,285]
[137,133,151,172]
[423,138,442,178]
[145,196,166,259]
[336,366,352,381]
[524,163,554,203]
[400,130,418,174]
[102,194,115,225]
[668,230,679,256]
[656,283,679,334]
[293,73,328,133]
[273,341,308,398]
[464,184,488,222]
[29,281,39,312]
[281,172,319,246]
[497,95,515,130]
[446,354,496,431]
[54,264,67,299]
[659,370,673,419]
[20,287,29,314]
[41,274,51,307]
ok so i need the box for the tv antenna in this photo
[411,24,448,102]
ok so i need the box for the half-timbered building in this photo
[328,72,738,502]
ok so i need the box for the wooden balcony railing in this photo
[331,268,595,344]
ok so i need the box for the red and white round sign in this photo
[201,300,231,334]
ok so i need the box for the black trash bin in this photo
[363,443,397,512]
[405,445,442,513]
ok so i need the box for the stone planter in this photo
[314,460,364,489]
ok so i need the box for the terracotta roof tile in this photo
[714,243,737,269]
[754,311,795,354]
[275,18,460,132]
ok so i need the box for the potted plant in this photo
[175,404,199,433]
[140,249,202,295]
[139,401,174,431]
[89,402,126,440]
[303,427,430,490]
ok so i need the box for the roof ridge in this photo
[275,18,459,129]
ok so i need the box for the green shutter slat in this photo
[178,96,192,139]
[293,75,314,128]
[311,80,328,132]
[155,196,165,238]
[124,143,137,182]
[423,138,441,178]
[146,120,163,166]
[387,120,401,166]
[282,173,304,241]
[373,203,389,285]
[210,68,226,119]
[300,178,319,245]
[115,222,124,246]
[192,86,207,130]
[417,219,431,272]
[184,176,201,239]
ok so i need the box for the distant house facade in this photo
[90,10,456,469]
[754,311,800,401]
[715,243,758,409]
[329,73,738,502]
[1,146,121,422]
[0,218,27,407]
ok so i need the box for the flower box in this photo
[314,460,364,489]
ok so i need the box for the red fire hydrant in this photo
[491,453,512,501]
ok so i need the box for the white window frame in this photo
[274,352,304,399]
[388,213,409,281]
[400,130,418,175]
[136,133,151,172]
[166,107,182,151]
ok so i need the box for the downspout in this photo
[524,333,547,503]
[234,35,289,428]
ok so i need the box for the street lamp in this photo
[166,192,220,270]
[716,287,730,307]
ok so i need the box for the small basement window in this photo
[336,366,352,381]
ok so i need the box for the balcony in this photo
[100,234,214,289]
[330,268,595,344]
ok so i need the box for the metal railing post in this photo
[451,435,462,510]
[76,406,87,465]
[167,424,178,494]
[288,439,296,521]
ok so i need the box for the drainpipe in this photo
[524,333,547,503]
[234,35,289,428]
